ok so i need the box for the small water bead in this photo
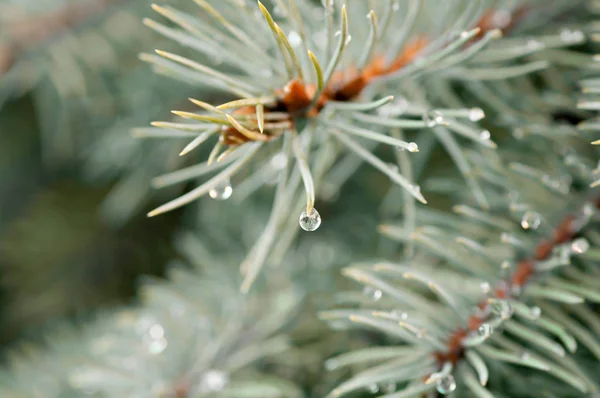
[367,384,379,393]
[377,97,409,117]
[391,310,409,320]
[407,142,419,152]
[478,323,494,338]
[530,306,542,319]
[387,163,399,173]
[479,130,491,141]
[480,282,491,295]
[519,350,531,360]
[209,178,233,200]
[571,238,590,254]
[363,286,383,301]
[423,110,444,127]
[287,31,302,47]
[299,208,321,231]
[345,35,352,45]
[147,337,168,355]
[392,0,400,11]
[489,299,513,320]
[271,153,288,170]
[469,108,485,121]
[526,39,545,50]
[436,374,457,395]
[521,211,541,230]
[200,370,229,393]
[560,29,585,43]
[149,324,164,339]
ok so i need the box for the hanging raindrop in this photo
[299,208,322,231]
[479,130,491,141]
[436,375,457,395]
[209,178,233,200]
[521,211,541,230]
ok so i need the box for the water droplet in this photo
[367,384,379,393]
[526,39,545,50]
[478,323,494,338]
[436,374,457,395]
[479,130,491,141]
[271,153,288,169]
[407,142,419,152]
[500,261,513,278]
[334,29,341,37]
[377,97,409,117]
[460,30,470,39]
[392,1,400,11]
[299,207,321,231]
[148,337,167,355]
[345,35,352,45]
[363,286,383,301]
[560,29,584,43]
[391,310,408,320]
[489,299,513,320]
[200,370,229,393]
[416,328,427,339]
[530,306,541,319]
[209,178,233,200]
[469,108,485,121]
[519,350,531,360]
[423,111,444,127]
[480,282,491,294]
[521,211,541,230]
[288,31,302,47]
[149,324,164,339]
[571,238,589,254]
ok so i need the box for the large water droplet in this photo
[571,238,589,254]
[436,374,457,395]
[299,208,321,231]
[363,286,383,301]
[478,323,494,338]
[209,178,233,200]
[521,211,541,230]
[479,130,491,141]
